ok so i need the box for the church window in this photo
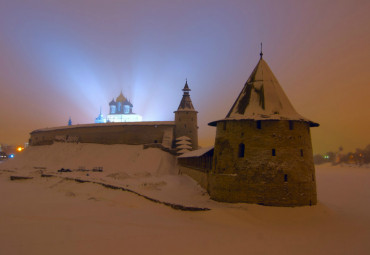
[123,105,130,114]
[272,149,276,156]
[300,149,304,157]
[284,174,288,182]
[238,143,245,158]
[257,120,262,129]
[110,105,116,114]
[289,121,294,130]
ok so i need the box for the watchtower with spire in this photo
[207,50,319,206]
[174,80,198,150]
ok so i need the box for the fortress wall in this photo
[209,120,317,206]
[207,174,316,206]
[178,165,208,190]
[30,124,175,146]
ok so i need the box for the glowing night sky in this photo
[0,0,369,154]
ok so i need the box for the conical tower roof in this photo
[209,57,318,127]
[176,80,196,111]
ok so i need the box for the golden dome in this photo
[116,91,126,102]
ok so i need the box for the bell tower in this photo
[174,80,198,150]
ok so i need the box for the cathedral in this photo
[95,91,142,123]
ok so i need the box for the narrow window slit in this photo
[238,143,245,158]
[257,120,262,129]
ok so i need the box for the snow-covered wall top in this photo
[31,121,175,133]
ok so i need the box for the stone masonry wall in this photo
[209,120,317,206]
[174,111,198,149]
[30,124,175,146]
[178,165,208,190]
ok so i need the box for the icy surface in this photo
[0,145,369,255]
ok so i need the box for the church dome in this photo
[123,100,133,107]
[109,98,116,105]
[116,91,126,102]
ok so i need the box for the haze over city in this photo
[0,0,369,154]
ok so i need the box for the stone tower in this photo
[207,54,319,206]
[174,80,198,150]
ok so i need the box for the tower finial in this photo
[260,42,263,59]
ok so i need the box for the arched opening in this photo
[238,143,245,158]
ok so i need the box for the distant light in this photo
[9,154,14,158]
[17,146,24,152]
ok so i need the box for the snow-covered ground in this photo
[0,144,369,255]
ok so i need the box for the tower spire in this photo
[260,42,263,59]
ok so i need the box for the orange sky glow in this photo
[0,0,369,154]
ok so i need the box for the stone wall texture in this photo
[208,119,317,206]
[174,111,198,149]
[178,165,208,190]
[30,123,175,146]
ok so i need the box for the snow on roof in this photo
[176,136,191,141]
[177,149,191,154]
[209,58,319,127]
[176,140,192,145]
[31,121,175,133]
[176,144,192,149]
[178,146,214,158]
[176,81,196,111]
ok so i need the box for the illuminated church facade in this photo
[95,91,142,123]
